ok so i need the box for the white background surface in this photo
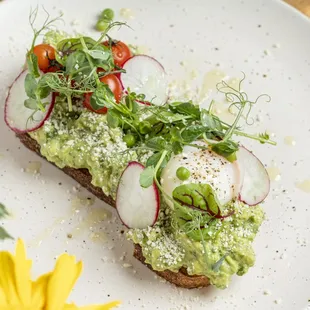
[0,0,310,309]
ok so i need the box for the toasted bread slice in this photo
[16,133,210,289]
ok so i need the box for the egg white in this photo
[161,142,241,207]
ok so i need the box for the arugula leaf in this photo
[211,140,239,162]
[26,53,40,78]
[24,98,38,110]
[90,84,115,110]
[169,101,200,118]
[145,137,168,151]
[139,166,155,188]
[24,73,38,99]
[107,110,120,128]
[0,203,9,218]
[181,125,207,143]
[0,227,13,240]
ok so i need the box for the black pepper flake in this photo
[58,182,62,186]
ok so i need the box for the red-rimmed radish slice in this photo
[237,146,270,206]
[4,70,55,133]
[116,161,160,229]
[120,55,168,106]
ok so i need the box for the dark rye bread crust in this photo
[17,132,210,289]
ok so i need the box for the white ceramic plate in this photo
[0,0,309,309]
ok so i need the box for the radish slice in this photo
[116,161,160,229]
[4,70,55,133]
[237,146,270,206]
[120,55,168,106]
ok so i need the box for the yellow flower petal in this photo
[63,303,79,309]
[0,252,19,305]
[46,254,83,310]
[0,287,7,307]
[31,272,50,308]
[14,239,32,306]
[78,301,121,310]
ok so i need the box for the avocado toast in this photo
[5,11,276,289]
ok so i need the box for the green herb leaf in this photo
[212,253,229,272]
[211,140,239,162]
[90,84,115,110]
[169,101,200,118]
[201,109,222,131]
[181,125,207,143]
[85,49,111,61]
[24,98,38,110]
[170,127,183,142]
[0,226,13,240]
[57,37,97,63]
[139,166,155,188]
[172,141,183,154]
[24,73,38,99]
[0,203,9,219]
[36,74,52,99]
[26,53,40,78]
[155,111,190,123]
[258,131,270,144]
[146,152,162,167]
[146,152,169,170]
[172,183,221,216]
[145,137,168,151]
[107,110,120,128]
[65,51,87,75]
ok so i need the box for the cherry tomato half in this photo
[99,74,122,102]
[103,41,131,67]
[33,44,58,73]
[83,74,123,114]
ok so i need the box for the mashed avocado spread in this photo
[30,97,265,289]
[30,96,138,198]
[128,201,264,289]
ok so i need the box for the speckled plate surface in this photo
[0,0,309,309]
